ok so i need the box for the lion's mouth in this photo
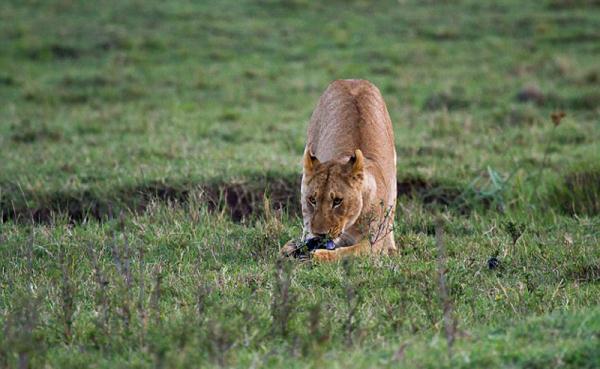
[304,223,349,247]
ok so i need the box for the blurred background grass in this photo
[1,0,598,218]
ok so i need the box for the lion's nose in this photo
[309,222,328,237]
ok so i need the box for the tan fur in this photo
[281,79,397,262]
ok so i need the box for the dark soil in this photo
[1,175,490,224]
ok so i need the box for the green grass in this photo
[1,205,599,368]
[1,0,599,367]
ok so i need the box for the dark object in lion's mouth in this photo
[306,237,336,251]
[290,237,336,258]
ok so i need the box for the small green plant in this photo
[459,166,513,212]
[58,246,75,344]
[504,220,524,246]
[341,259,363,346]
[302,302,330,358]
[1,292,45,369]
[435,219,457,359]
[271,259,296,338]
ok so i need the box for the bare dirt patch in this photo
[0,177,300,224]
[1,175,494,224]
[566,264,600,284]
[547,165,600,216]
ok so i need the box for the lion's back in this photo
[306,79,396,199]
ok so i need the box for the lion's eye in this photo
[308,196,316,206]
[332,198,343,207]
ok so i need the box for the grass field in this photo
[1,0,599,368]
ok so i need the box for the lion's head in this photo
[301,149,365,241]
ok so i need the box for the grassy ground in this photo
[1,0,599,368]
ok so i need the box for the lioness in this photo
[281,79,397,262]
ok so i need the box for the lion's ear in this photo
[303,149,320,174]
[348,149,364,176]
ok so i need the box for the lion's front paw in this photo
[311,249,339,262]
[280,240,299,257]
